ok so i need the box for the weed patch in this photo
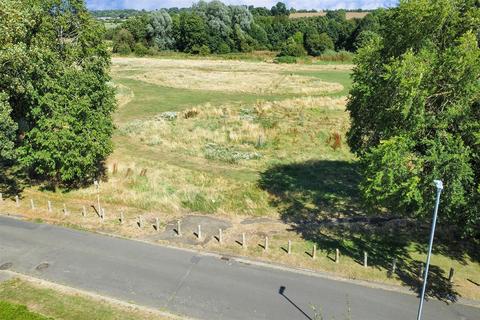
[203,143,262,164]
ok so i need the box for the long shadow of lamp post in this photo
[279,286,313,320]
[416,180,443,320]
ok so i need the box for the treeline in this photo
[105,1,382,60]
[91,9,144,19]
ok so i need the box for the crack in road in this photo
[164,255,202,308]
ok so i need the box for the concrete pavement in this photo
[0,215,478,320]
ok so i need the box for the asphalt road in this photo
[0,215,478,320]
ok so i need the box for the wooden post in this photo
[15,195,19,207]
[312,244,317,260]
[112,163,118,175]
[155,217,160,232]
[82,206,86,217]
[363,251,368,268]
[265,236,269,251]
[101,208,105,221]
[48,201,52,212]
[218,229,223,244]
[287,240,292,255]
[391,258,397,276]
[177,220,182,236]
[418,263,424,280]
[120,212,124,224]
[197,225,202,240]
[335,248,340,264]
[448,267,454,283]
[63,204,68,216]
[30,199,35,210]
[0,193,3,203]
[242,233,246,249]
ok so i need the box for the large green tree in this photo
[347,0,480,238]
[0,0,116,186]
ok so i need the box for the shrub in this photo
[218,43,231,54]
[147,47,159,56]
[278,37,306,57]
[305,32,334,56]
[133,43,148,56]
[191,44,211,55]
[113,28,134,53]
[115,43,131,55]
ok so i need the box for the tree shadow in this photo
[259,160,460,303]
[0,164,25,198]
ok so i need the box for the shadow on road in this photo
[279,286,313,320]
[259,160,470,303]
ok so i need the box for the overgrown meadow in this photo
[8,56,479,301]
[107,57,353,216]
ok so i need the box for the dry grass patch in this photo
[131,69,343,95]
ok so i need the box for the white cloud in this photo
[86,0,396,10]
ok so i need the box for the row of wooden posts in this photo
[1,193,455,282]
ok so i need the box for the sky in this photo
[86,0,397,11]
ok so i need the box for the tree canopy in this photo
[347,0,480,239]
[109,2,374,58]
[0,0,116,186]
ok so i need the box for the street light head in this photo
[433,180,443,191]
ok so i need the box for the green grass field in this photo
[5,56,479,301]
[0,278,171,320]
[0,300,50,320]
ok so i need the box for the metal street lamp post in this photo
[416,180,443,320]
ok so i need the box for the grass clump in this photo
[203,143,262,164]
[181,192,221,214]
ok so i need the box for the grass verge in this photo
[0,278,175,320]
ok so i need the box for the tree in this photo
[347,0,480,239]
[0,0,116,186]
[248,23,269,49]
[113,28,135,53]
[305,31,334,56]
[0,94,17,161]
[121,13,149,43]
[271,2,289,16]
[178,12,209,53]
[278,34,306,57]
[146,10,174,50]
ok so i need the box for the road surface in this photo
[0,215,478,320]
